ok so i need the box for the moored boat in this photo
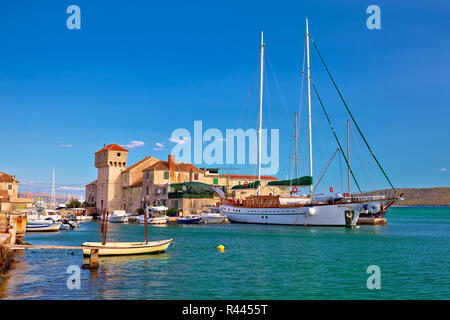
[200,206,227,224]
[108,210,129,223]
[26,220,62,232]
[219,21,402,227]
[81,239,173,256]
[137,205,168,225]
[177,214,202,224]
[201,212,227,224]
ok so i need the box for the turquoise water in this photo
[1,207,449,299]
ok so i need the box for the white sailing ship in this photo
[219,19,402,227]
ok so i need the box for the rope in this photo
[311,81,362,193]
[310,37,395,190]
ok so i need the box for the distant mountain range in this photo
[367,187,450,207]
[18,192,82,203]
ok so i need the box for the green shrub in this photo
[166,208,179,217]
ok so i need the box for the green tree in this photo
[66,198,81,208]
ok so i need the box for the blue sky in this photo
[0,0,448,196]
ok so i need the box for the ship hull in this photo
[220,203,361,227]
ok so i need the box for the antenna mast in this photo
[51,166,56,205]
[294,112,298,178]
[306,18,314,200]
[257,31,265,195]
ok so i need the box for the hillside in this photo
[365,187,450,207]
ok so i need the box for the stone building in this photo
[88,144,159,213]
[142,155,204,206]
[86,143,279,213]
[0,171,33,212]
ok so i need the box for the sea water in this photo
[1,207,448,299]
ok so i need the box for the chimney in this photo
[168,155,176,171]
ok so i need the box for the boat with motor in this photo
[42,209,63,222]
[26,220,62,232]
[200,205,227,224]
[60,218,81,230]
[177,214,202,224]
[65,208,94,222]
[108,210,129,223]
[219,20,403,227]
[137,205,168,225]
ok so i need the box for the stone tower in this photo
[95,143,129,211]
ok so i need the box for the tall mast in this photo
[51,166,56,205]
[257,31,265,195]
[347,119,350,194]
[306,18,314,200]
[294,112,298,178]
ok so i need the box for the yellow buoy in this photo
[217,245,225,251]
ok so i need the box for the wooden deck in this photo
[1,244,104,269]
[2,244,126,250]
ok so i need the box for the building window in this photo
[194,173,199,180]
[213,178,218,185]
[8,184,12,190]
[146,186,149,196]
[146,172,149,180]
[174,200,178,209]
[137,188,140,195]
[129,188,133,195]
[117,153,121,156]
[164,171,169,179]
[122,189,126,197]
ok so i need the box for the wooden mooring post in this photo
[82,249,99,269]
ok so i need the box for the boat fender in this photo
[217,245,225,251]
[306,207,316,216]
[368,202,381,214]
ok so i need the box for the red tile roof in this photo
[95,143,129,154]
[129,177,143,188]
[123,156,155,172]
[86,180,97,186]
[143,160,203,173]
[0,171,18,183]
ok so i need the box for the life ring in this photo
[243,182,248,187]
[329,186,334,193]
[292,186,298,193]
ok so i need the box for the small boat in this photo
[201,212,227,224]
[84,208,173,257]
[26,220,62,232]
[42,209,63,222]
[136,215,167,225]
[66,208,93,221]
[137,205,168,225]
[60,218,80,230]
[201,205,227,224]
[177,214,202,224]
[81,239,173,256]
[108,210,129,223]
